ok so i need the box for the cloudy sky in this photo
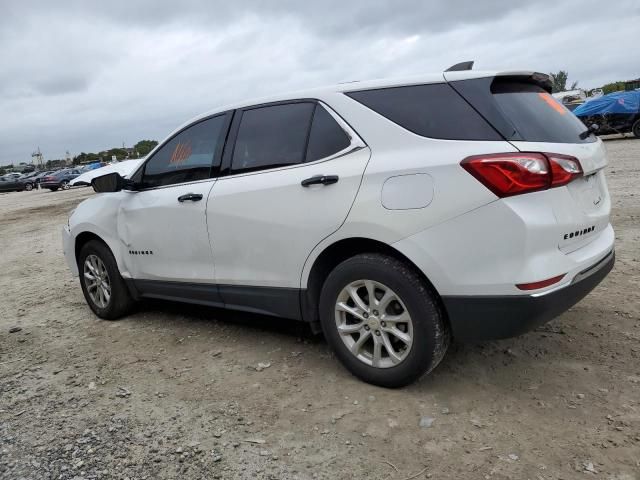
[1,0,638,165]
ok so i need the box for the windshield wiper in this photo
[579,123,599,140]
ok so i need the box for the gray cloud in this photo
[1,0,638,164]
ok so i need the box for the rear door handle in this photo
[301,175,339,187]
[177,193,203,202]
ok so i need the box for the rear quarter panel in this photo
[300,92,515,288]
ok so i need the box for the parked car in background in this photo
[0,175,27,192]
[17,171,40,191]
[32,170,54,188]
[574,90,640,138]
[2,172,22,180]
[40,169,82,191]
[79,162,107,172]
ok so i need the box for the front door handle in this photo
[301,175,339,187]
[177,193,203,202]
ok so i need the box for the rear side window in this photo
[231,103,315,174]
[346,83,501,141]
[142,114,227,188]
[306,105,351,162]
[450,77,595,144]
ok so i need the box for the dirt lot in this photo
[1,139,639,480]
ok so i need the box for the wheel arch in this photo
[75,231,108,266]
[301,237,446,330]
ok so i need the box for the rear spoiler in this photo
[444,68,553,93]
[495,72,553,93]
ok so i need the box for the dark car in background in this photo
[31,170,54,188]
[17,171,41,191]
[40,169,82,191]
[0,175,27,192]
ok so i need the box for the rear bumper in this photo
[442,250,614,341]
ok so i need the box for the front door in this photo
[117,113,230,284]
[207,101,369,294]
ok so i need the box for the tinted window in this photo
[231,103,314,174]
[142,115,227,188]
[306,105,351,162]
[490,81,595,143]
[450,77,595,144]
[346,83,500,140]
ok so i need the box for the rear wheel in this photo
[61,180,70,190]
[319,253,449,387]
[78,240,134,320]
[632,119,640,139]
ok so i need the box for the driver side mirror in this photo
[91,172,131,193]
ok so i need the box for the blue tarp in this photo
[573,90,640,117]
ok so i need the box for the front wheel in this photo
[78,240,134,320]
[319,253,450,388]
[61,180,70,190]
[25,183,33,191]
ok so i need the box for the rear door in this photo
[207,101,369,294]
[448,75,610,253]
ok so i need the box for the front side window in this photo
[142,114,227,188]
[230,103,315,174]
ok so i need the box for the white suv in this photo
[63,68,614,387]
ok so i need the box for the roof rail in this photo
[445,61,474,72]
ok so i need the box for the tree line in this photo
[72,140,158,165]
[549,71,631,95]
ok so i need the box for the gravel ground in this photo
[1,138,639,480]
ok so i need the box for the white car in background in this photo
[62,66,614,387]
[70,159,144,187]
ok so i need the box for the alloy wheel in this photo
[83,254,111,308]
[334,279,413,368]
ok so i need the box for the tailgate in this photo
[510,139,610,253]
[447,72,611,254]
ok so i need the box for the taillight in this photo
[461,152,582,198]
[548,153,583,187]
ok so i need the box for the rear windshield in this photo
[450,77,595,144]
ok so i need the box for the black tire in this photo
[78,240,134,320]
[61,180,70,190]
[25,183,33,191]
[319,253,450,388]
[632,119,640,139]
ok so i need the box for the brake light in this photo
[516,274,565,291]
[548,154,583,187]
[461,153,583,197]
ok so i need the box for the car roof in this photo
[174,69,540,132]
[145,68,543,159]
